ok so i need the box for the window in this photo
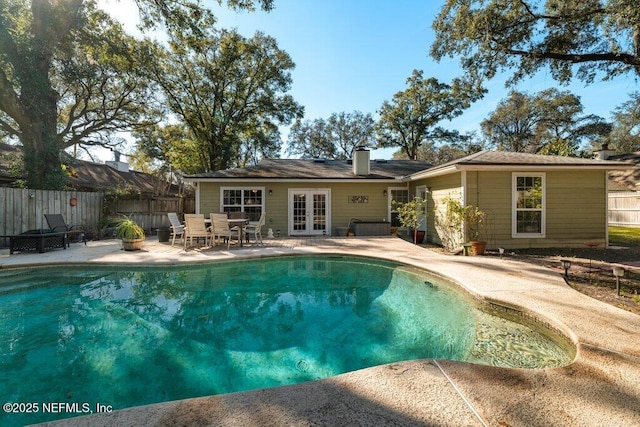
[513,174,545,237]
[389,188,409,227]
[220,187,264,221]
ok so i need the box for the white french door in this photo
[288,189,331,236]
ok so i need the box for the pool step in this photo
[0,269,111,295]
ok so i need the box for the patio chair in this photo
[44,213,86,244]
[167,212,184,246]
[210,213,239,250]
[183,214,212,249]
[245,212,266,245]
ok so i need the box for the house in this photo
[0,143,183,196]
[184,148,630,249]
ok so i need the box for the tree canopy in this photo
[481,88,612,155]
[376,70,485,160]
[286,111,375,159]
[431,0,640,86]
[0,1,154,188]
[0,0,275,189]
[147,27,302,172]
[603,92,640,153]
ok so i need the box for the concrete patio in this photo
[1,236,639,427]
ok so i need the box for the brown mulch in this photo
[425,244,640,316]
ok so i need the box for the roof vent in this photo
[375,159,388,163]
[313,158,326,163]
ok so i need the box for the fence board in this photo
[1,188,195,246]
[0,188,104,246]
[608,192,640,227]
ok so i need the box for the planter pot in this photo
[413,229,426,244]
[470,241,486,256]
[122,238,144,251]
[157,228,171,243]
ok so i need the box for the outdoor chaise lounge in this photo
[44,213,86,244]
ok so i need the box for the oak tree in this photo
[431,0,640,86]
[376,70,485,160]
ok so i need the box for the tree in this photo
[148,28,303,172]
[326,111,375,159]
[0,0,273,189]
[393,134,486,165]
[286,111,375,159]
[604,92,640,153]
[376,70,485,160]
[431,0,640,86]
[481,89,611,155]
[286,119,333,159]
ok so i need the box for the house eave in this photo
[407,164,631,181]
[184,177,405,184]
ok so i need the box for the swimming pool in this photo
[0,255,574,425]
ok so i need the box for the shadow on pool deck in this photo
[2,237,639,427]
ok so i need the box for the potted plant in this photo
[436,196,486,255]
[393,197,428,244]
[113,216,145,251]
[465,205,487,255]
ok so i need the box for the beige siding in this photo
[465,171,511,248]
[197,169,608,247]
[545,170,607,246]
[198,181,393,236]
[412,170,608,249]
[470,170,607,249]
[412,172,463,247]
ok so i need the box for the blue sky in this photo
[102,0,639,160]
[211,0,639,158]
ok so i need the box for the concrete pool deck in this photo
[1,237,639,427]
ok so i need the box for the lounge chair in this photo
[167,212,184,246]
[245,212,265,245]
[183,214,212,249]
[44,213,86,244]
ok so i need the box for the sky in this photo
[99,0,639,161]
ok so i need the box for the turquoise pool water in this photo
[0,255,574,425]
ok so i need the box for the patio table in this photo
[228,218,249,247]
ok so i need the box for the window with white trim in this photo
[220,187,264,221]
[513,173,545,237]
[389,188,409,228]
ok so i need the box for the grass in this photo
[609,226,640,247]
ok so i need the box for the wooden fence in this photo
[105,196,195,231]
[0,188,103,246]
[609,191,640,227]
[0,187,195,247]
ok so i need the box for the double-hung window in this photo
[220,187,264,221]
[513,173,545,237]
[388,188,409,228]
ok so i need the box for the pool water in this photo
[0,256,574,425]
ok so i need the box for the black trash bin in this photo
[157,228,171,243]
